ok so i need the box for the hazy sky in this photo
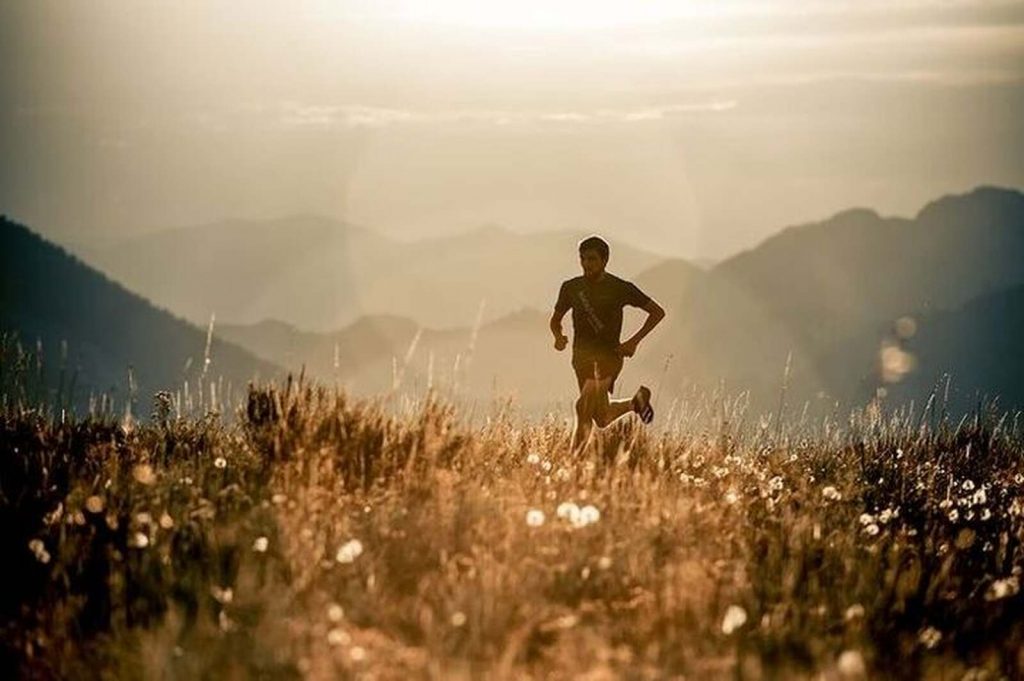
[1,0,1023,259]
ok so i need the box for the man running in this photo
[550,235,666,452]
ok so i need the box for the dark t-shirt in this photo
[554,273,651,353]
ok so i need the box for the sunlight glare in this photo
[388,0,718,30]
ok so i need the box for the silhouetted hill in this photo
[218,308,575,411]
[0,217,280,413]
[76,215,387,332]
[876,283,1024,411]
[78,218,666,330]
[636,186,1024,412]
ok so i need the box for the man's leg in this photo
[571,379,600,453]
[592,380,638,428]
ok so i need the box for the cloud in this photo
[275,100,738,129]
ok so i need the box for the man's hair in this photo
[578,235,610,261]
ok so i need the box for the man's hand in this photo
[554,334,569,351]
[616,339,638,358]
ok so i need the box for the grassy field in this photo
[3,365,1024,679]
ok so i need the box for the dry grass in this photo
[3,370,1024,680]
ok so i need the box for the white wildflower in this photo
[525,509,546,527]
[844,604,865,621]
[721,605,748,635]
[575,505,601,527]
[556,502,581,524]
[985,576,1020,601]
[327,628,351,646]
[919,626,942,649]
[336,539,364,563]
[822,486,842,502]
[837,649,867,679]
[28,538,51,564]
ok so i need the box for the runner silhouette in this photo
[550,235,666,453]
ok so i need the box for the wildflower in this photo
[336,539,364,563]
[130,532,150,548]
[555,467,571,482]
[844,604,865,621]
[272,493,287,505]
[136,512,153,525]
[864,524,880,537]
[450,611,467,627]
[972,489,987,506]
[918,626,942,649]
[597,556,613,570]
[822,486,842,502]
[328,603,345,622]
[878,508,894,524]
[938,498,953,509]
[721,605,747,634]
[961,479,975,491]
[214,456,227,469]
[349,646,367,662]
[837,650,867,679]
[981,508,992,521]
[327,628,351,646]
[769,476,785,493]
[556,502,581,524]
[724,489,740,505]
[525,509,546,527]
[713,466,729,479]
[253,536,269,553]
[858,513,875,526]
[85,496,104,514]
[947,509,959,523]
[1014,473,1024,485]
[28,539,50,564]
[541,460,552,472]
[133,464,156,485]
[159,512,174,529]
[526,452,541,465]
[576,505,601,527]
[211,585,233,604]
[985,576,1020,601]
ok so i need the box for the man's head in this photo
[578,235,609,279]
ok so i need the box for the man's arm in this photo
[550,308,569,351]
[617,299,665,357]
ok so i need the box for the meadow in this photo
[2,340,1024,679]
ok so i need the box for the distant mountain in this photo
[78,218,666,330]
[872,283,1024,411]
[217,309,575,412]
[76,215,388,332]
[0,218,280,413]
[209,186,1024,416]
[633,186,1024,412]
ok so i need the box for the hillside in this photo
[4,379,1024,678]
[633,186,1024,412]
[0,217,281,412]
[78,219,666,330]
[218,308,578,411]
